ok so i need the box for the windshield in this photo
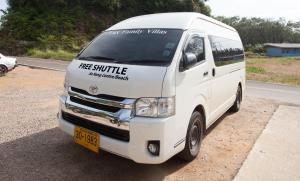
[78,29,183,66]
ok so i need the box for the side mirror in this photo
[182,52,197,70]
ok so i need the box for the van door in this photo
[175,32,211,139]
[209,64,236,123]
[208,36,243,124]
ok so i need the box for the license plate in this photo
[74,126,99,153]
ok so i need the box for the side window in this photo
[208,35,244,67]
[185,36,205,63]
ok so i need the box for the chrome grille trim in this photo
[62,97,131,131]
[68,88,135,109]
[61,87,136,131]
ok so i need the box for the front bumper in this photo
[57,96,179,164]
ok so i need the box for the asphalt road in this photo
[17,57,300,105]
[246,80,300,105]
[17,57,68,71]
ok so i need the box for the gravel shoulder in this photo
[0,66,278,181]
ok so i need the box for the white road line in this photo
[247,86,300,95]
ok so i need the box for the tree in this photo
[0,0,211,55]
[216,16,300,51]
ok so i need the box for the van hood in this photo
[66,59,167,98]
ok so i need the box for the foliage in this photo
[27,48,76,61]
[36,35,87,52]
[245,51,265,58]
[246,44,265,54]
[216,16,300,50]
[0,0,211,57]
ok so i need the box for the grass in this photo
[263,74,300,85]
[27,48,76,61]
[246,56,300,85]
[247,56,295,65]
[246,66,266,74]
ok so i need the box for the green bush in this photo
[27,48,76,61]
[37,35,87,52]
[245,51,266,58]
[246,44,265,54]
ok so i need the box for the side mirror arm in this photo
[180,50,187,72]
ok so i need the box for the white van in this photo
[58,12,245,164]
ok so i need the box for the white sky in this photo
[207,0,300,22]
[1,0,300,22]
[0,0,8,16]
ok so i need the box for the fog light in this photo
[147,141,160,156]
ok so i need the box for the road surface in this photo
[246,81,300,105]
[17,57,300,105]
[17,57,68,71]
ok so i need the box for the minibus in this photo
[58,12,245,164]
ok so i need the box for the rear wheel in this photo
[230,85,242,112]
[0,65,8,77]
[179,111,204,161]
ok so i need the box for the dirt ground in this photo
[0,66,278,181]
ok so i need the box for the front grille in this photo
[62,111,130,142]
[70,96,121,113]
[71,87,126,102]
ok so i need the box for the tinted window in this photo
[78,29,183,66]
[185,36,205,62]
[208,35,244,66]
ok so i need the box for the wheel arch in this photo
[0,64,8,69]
[0,64,8,73]
[193,104,206,135]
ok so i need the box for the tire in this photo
[230,85,242,112]
[179,111,204,161]
[0,65,8,77]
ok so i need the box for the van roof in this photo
[107,12,236,32]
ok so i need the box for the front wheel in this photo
[230,86,242,112]
[179,111,204,161]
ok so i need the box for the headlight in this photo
[135,97,175,117]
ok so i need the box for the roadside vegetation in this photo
[0,0,210,60]
[216,17,300,53]
[246,56,300,85]
[27,48,76,61]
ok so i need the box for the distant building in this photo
[264,43,300,57]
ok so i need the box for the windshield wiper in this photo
[78,56,115,61]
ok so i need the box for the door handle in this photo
[212,68,216,77]
[203,71,209,76]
